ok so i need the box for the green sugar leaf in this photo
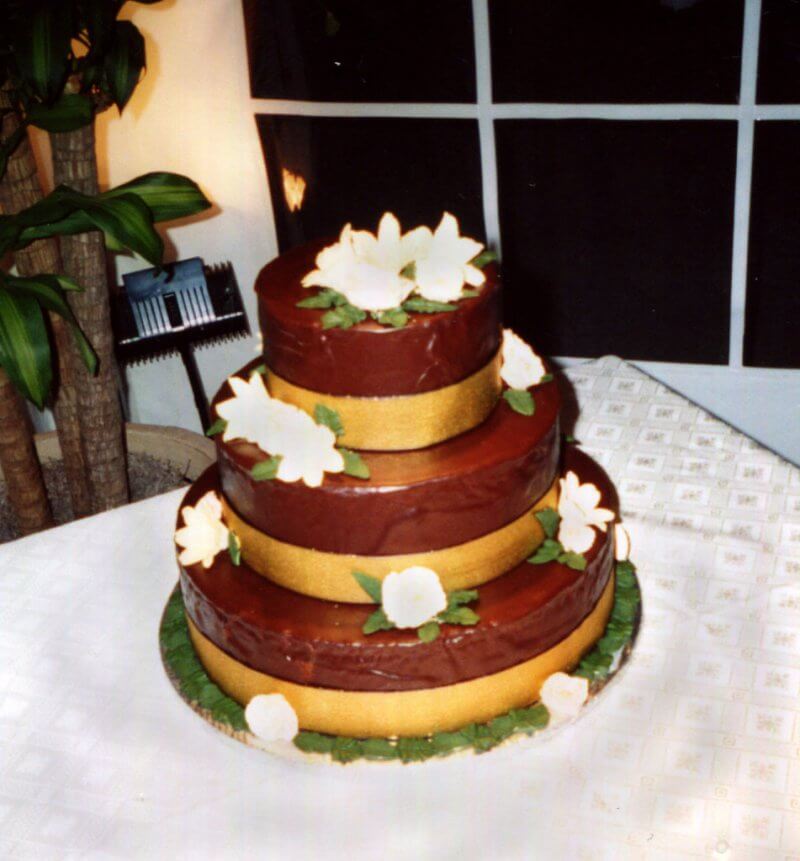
[314,403,345,437]
[402,297,457,314]
[470,249,498,269]
[615,560,636,588]
[438,606,479,626]
[460,288,481,298]
[396,737,436,762]
[596,628,631,655]
[296,288,343,309]
[294,732,335,754]
[228,531,241,566]
[564,434,578,444]
[321,302,367,330]
[540,373,554,383]
[447,589,479,609]
[331,737,363,763]
[534,507,560,539]
[417,621,441,642]
[205,418,227,437]
[340,448,370,479]
[374,307,409,328]
[559,551,587,571]
[400,261,416,280]
[250,455,282,481]
[361,738,399,760]
[611,597,639,624]
[253,363,267,375]
[363,607,394,635]
[528,538,562,565]
[431,731,470,754]
[352,570,383,603]
[503,388,535,416]
[510,703,549,731]
[487,714,516,742]
[198,683,227,710]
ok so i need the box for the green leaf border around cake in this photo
[352,571,479,641]
[528,507,587,571]
[160,559,640,763]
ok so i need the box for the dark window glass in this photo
[257,115,485,250]
[490,0,743,104]
[745,122,800,368]
[243,0,476,103]
[495,119,737,363]
[757,0,800,104]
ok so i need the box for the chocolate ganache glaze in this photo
[213,361,561,555]
[256,240,502,397]
[179,448,617,693]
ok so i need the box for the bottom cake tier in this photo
[175,447,621,739]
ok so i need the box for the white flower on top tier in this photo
[539,672,589,722]
[245,694,299,744]
[302,215,416,312]
[174,491,230,568]
[215,371,344,488]
[381,566,448,629]
[614,523,631,561]
[557,471,615,555]
[405,212,485,302]
[500,329,547,390]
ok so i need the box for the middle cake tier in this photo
[213,363,561,602]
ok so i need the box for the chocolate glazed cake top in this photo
[180,448,617,693]
[256,240,502,397]
[213,362,561,555]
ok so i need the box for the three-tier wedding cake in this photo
[162,212,640,762]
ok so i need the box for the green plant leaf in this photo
[104,20,146,111]
[250,455,282,481]
[3,273,97,373]
[438,606,479,626]
[314,403,344,437]
[340,447,370,479]
[362,607,394,635]
[26,93,94,132]
[205,417,227,437]
[417,620,441,642]
[527,538,562,565]
[470,249,498,269]
[503,388,535,416]
[402,297,457,314]
[228,532,241,566]
[373,307,408,328]
[352,570,382,603]
[0,287,52,408]
[14,2,73,102]
[321,303,366,329]
[558,551,587,571]
[100,172,211,223]
[534,507,560,539]
[447,589,478,609]
[0,122,30,181]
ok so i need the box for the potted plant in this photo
[0,0,212,535]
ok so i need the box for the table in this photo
[1,356,798,860]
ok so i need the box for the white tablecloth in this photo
[1,356,798,861]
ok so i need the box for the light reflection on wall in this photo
[282,168,306,212]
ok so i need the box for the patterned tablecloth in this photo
[1,356,798,861]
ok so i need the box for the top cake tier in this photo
[256,239,502,398]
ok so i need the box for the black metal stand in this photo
[178,343,211,431]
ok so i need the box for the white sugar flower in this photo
[175,491,230,568]
[245,694,299,744]
[409,212,485,302]
[539,672,589,722]
[557,471,615,554]
[215,371,344,487]
[614,523,631,561]
[302,215,416,312]
[500,329,547,390]
[381,566,447,629]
